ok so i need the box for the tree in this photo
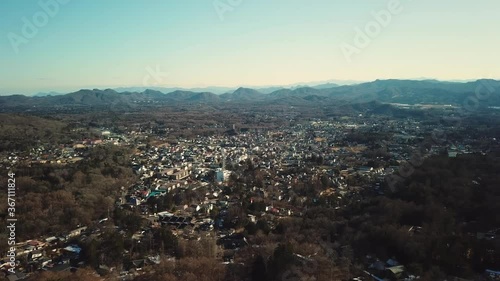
[268,243,295,279]
[251,254,267,281]
[81,238,100,269]
[100,231,125,266]
[256,219,271,235]
[154,228,178,254]
[27,268,102,281]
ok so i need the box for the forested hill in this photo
[1,79,500,111]
[347,152,500,278]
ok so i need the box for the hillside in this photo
[0,79,499,111]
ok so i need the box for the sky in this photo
[0,0,499,95]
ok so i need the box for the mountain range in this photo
[1,79,499,110]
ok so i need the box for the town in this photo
[1,104,499,281]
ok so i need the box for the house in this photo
[18,245,36,256]
[63,244,82,254]
[27,240,45,248]
[172,169,189,180]
[217,233,247,250]
[39,257,52,267]
[247,214,256,223]
[486,269,500,280]
[357,166,373,175]
[45,236,58,245]
[163,168,189,180]
[385,265,406,280]
[147,255,161,265]
[28,250,43,261]
[131,259,146,270]
[68,226,87,238]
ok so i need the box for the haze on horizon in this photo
[1,0,499,95]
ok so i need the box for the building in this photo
[216,168,232,183]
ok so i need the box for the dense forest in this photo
[291,152,500,280]
[0,145,137,253]
[0,114,99,152]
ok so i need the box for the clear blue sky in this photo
[1,0,499,95]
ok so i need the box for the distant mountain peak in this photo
[233,87,262,94]
[2,79,499,110]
